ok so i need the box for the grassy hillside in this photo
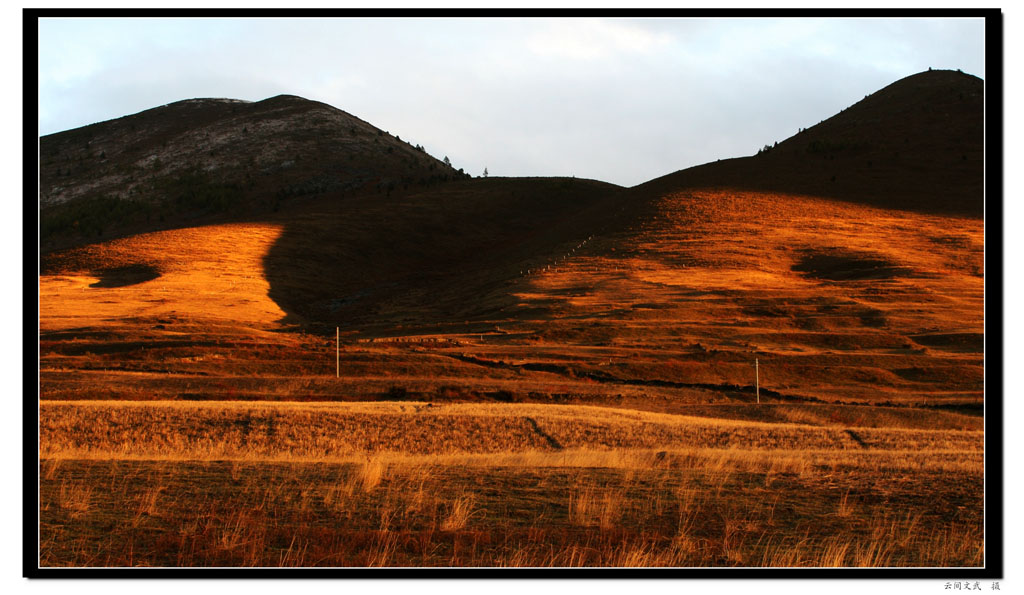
[40,186,982,408]
[35,68,987,568]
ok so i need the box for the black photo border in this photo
[23,6,1005,580]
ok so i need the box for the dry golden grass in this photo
[355,457,385,493]
[836,490,855,518]
[56,480,93,518]
[37,397,983,567]
[511,189,983,405]
[39,400,982,462]
[35,186,985,568]
[38,452,983,567]
[39,191,983,410]
[440,494,477,532]
[569,486,624,530]
[39,223,287,331]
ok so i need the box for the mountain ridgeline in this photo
[39,94,468,249]
[637,69,984,216]
[39,68,984,255]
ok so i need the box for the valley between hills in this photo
[36,69,987,568]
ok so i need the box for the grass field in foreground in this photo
[38,401,983,567]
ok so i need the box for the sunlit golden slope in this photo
[37,70,984,409]
[38,187,983,408]
[504,189,983,405]
[40,223,287,330]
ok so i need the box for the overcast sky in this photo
[37,16,986,187]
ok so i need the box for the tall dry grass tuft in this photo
[851,539,896,567]
[759,537,808,567]
[208,507,271,567]
[869,511,922,550]
[42,458,63,481]
[131,485,164,527]
[496,546,536,567]
[610,541,693,567]
[58,480,93,518]
[921,524,985,567]
[721,518,752,565]
[836,490,855,518]
[355,457,385,493]
[440,494,477,531]
[612,542,662,567]
[817,537,853,567]
[570,487,623,530]
[675,487,706,537]
[403,479,431,516]
[322,482,352,513]
[277,535,309,567]
[365,531,399,567]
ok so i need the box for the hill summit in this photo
[637,69,983,216]
[39,68,984,253]
[39,94,466,248]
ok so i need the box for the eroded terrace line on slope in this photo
[437,352,826,404]
[844,429,869,448]
[524,417,564,450]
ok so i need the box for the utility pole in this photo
[756,357,760,404]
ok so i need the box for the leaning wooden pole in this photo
[756,357,760,404]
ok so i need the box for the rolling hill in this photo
[35,68,988,569]
[39,94,467,250]
[38,69,984,411]
[637,69,984,216]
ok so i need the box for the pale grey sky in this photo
[37,16,986,187]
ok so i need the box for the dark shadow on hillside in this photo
[261,177,633,336]
[634,70,984,218]
[791,249,913,281]
[632,151,983,218]
[89,264,161,288]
